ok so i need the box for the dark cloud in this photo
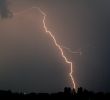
[0,0,12,18]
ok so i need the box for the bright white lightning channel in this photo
[13,7,78,90]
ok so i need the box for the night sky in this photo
[0,0,110,93]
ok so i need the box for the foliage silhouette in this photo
[0,87,110,99]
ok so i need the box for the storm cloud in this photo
[0,0,12,18]
[0,0,110,93]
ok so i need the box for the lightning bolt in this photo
[38,8,76,89]
[13,7,77,90]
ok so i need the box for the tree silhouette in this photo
[0,87,110,100]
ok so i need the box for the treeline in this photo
[0,87,110,99]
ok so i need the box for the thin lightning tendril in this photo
[62,46,82,55]
[13,7,76,90]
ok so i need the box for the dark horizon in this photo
[0,87,110,100]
